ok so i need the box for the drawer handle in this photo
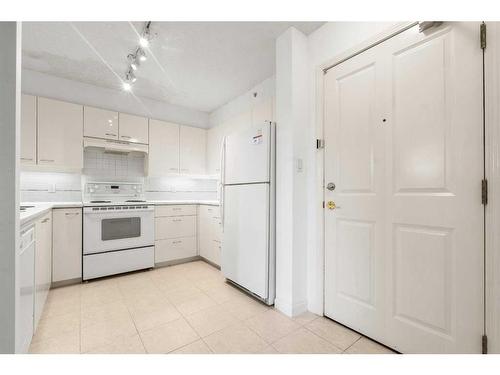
[120,135,131,139]
[169,168,178,171]
[41,218,50,223]
[21,157,33,161]
[172,219,183,222]
[65,212,80,216]
[40,159,55,162]
[172,240,182,244]
[173,207,182,211]
[105,133,117,137]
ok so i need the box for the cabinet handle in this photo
[40,159,55,162]
[172,219,182,222]
[169,168,178,171]
[65,212,80,216]
[120,135,131,139]
[21,157,33,161]
[172,240,182,244]
[105,133,117,137]
[41,218,50,223]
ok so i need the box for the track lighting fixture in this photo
[122,21,153,92]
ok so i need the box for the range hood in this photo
[83,137,148,154]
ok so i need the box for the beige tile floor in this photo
[29,260,396,354]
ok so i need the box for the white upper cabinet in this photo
[119,113,149,144]
[149,119,180,175]
[37,97,83,170]
[20,94,37,165]
[180,125,206,175]
[84,106,119,140]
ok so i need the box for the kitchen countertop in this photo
[20,202,83,226]
[20,200,219,226]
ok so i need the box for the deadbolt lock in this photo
[327,201,336,210]
[326,182,336,191]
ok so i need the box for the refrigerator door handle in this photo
[220,137,226,230]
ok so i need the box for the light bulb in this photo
[139,37,149,48]
[130,62,138,71]
[123,82,132,91]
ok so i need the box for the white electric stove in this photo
[83,182,154,280]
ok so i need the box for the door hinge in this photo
[316,139,325,149]
[482,179,488,205]
[482,334,488,354]
[481,22,487,50]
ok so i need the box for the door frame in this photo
[314,21,494,351]
[485,22,500,354]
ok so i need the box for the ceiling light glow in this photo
[122,21,153,90]
[139,37,149,48]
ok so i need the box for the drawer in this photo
[155,205,197,217]
[155,215,196,240]
[200,204,220,219]
[155,237,197,263]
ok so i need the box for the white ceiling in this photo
[22,22,323,113]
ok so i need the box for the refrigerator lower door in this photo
[222,183,269,300]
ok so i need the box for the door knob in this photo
[326,182,336,191]
[326,201,339,210]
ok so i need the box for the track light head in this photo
[127,53,139,70]
[136,48,147,62]
[126,68,137,83]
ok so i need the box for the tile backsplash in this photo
[20,149,218,202]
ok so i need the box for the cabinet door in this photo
[34,212,52,330]
[206,125,224,176]
[21,94,37,165]
[148,119,179,175]
[180,125,206,175]
[52,208,82,283]
[38,97,83,170]
[84,106,118,140]
[119,113,149,144]
[198,206,213,259]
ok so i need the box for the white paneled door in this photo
[324,23,484,353]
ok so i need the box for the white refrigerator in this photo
[221,121,275,305]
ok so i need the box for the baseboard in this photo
[275,298,308,317]
[155,256,202,268]
[51,277,82,289]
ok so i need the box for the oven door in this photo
[83,207,154,255]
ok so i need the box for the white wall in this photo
[0,22,21,354]
[304,22,398,314]
[209,76,275,127]
[274,27,309,316]
[22,69,210,128]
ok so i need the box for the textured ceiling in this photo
[22,22,324,112]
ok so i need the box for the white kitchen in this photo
[2,2,500,373]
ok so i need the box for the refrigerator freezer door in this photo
[224,123,270,185]
[222,183,269,299]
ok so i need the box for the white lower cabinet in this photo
[52,208,82,283]
[155,237,197,263]
[154,205,197,264]
[34,211,52,330]
[198,205,221,266]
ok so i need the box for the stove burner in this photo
[90,200,112,203]
[125,200,147,203]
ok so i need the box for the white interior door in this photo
[324,22,484,353]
